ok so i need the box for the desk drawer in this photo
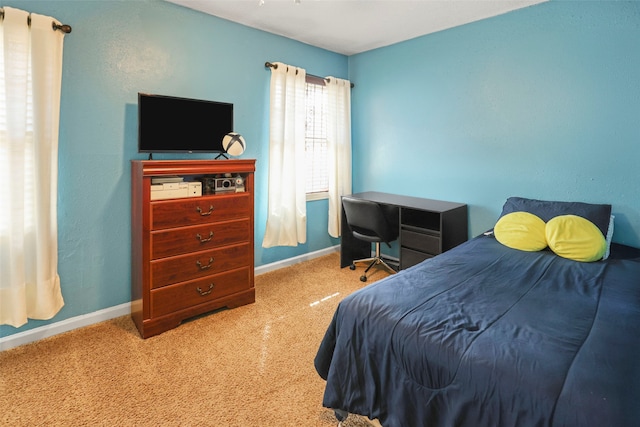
[150,243,250,289]
[150,267,251,318]
[151,219,250,260]
[401,229,441,255]
[400,247,433,270]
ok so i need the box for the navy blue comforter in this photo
[315,235,640,427]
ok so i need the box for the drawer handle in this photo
[196,231,214,243]
[196,283,214,296]
[196,257,214,270]
[196,205,214,216]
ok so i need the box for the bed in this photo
[315,197,640,427]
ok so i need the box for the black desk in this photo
[340,192,468,270]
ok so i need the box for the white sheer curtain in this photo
[262,62,308,248]
[325,77,352,238]
[0,7,66,327]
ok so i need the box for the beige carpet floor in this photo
[0,252,390,426]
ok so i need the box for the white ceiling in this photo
[166,0,547,56]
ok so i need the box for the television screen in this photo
[138,93,233,153]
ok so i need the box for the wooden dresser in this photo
[131,159,255,338]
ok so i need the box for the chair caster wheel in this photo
[350,264,356,270]
[360,275,367,282]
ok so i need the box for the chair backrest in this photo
[342,197,399,244]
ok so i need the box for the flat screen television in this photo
[138,93,233,154]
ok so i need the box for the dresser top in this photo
[132,159,256,176]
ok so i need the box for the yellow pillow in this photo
[545,215,606,262]
[494,211,547,252]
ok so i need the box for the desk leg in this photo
[340,206,371,268]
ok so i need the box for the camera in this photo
[215,177,235,192]
[200,175,244,194]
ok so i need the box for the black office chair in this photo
[342,197,399,282]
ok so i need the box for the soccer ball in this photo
[222,132,246,156]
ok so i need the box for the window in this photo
[0,51,35,235]
[305,76,328,200]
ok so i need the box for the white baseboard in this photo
[0,302,131,352]
[254,245,340,275]
[1,245,340,352]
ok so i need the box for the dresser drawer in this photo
[151,194,251,230]
[151,219,250,260]
[150,267,251,318]
[151,243,250,289]
[401,229,441,255]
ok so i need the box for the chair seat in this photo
[352,230,384,243]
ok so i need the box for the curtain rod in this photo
[265,61,354,88]
[0,8,72,34]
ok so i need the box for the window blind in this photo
[305,81,328,194]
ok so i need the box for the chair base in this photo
[350,254,397,282]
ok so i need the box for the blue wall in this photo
[3,0,640,340]
[349,0,640,247]
[1,0,345,338]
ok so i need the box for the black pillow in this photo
[499,197,612,237]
